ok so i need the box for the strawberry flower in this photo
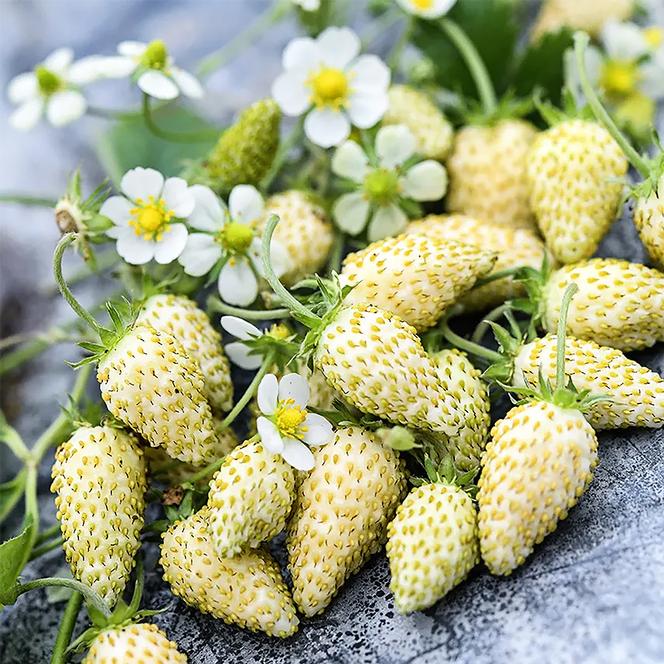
[101,167,194,265]
[272,27,390,148]
[221,316,292,370]
[178,185,290,306]
[256,373,333,471]
[395,0,457,19]
[331,124,448,241]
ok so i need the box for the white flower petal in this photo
[258,417,285,453]
[9,98,44,131]
[121,167,164,202]
[258,374,279,415]
[161,177,195,218]
[229,185,264,224]
[302,413,334,446]
[115,228,155,264]
[272,71,311,117]
[602,20,648,61]
[8,72,37,104]
[396,0,456,18]
[171,66,204,99]
[348,54,390,92]
[68,56,107,85]
[278,373,309,408]
[100,195,133,226]
[177,233,221,276]
[281,438,315,471]
[87,55,137,79]
[283,36,320,70]
[317,27,360,69]
[153,223,188,264]
[331,141,369,182]
[43,48,74,74]
[46,90,87,127]
[218,259,258,306]
[118,41,147,57]
[220,315,261,341]
[367,204,408,242]
[640,61,664,99]
[347,90,389,129]
[224,341,263,371]
[137,70,179,100]
[304,108,350,147]
[401,160,448,201]
[332,192,370,235]
[188,185,225,231]
[376,124,416,168]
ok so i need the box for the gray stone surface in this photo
[1,2,663,663]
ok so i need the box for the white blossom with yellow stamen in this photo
[394,0,457,19]
[255,373,334,471]
[101,167,194,265]
[272,27,390,148]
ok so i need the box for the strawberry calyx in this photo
[412,453,479,499]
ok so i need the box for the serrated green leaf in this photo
[0,519,34,605]
[0,469,27,526]
[412,0,518,100]
[95,107,219,186]
[513,28,574,107]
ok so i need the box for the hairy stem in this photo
[207,296,290,320]
[50,591,83,664]
[12,578,110,618]
[471,304,512,345]
[574,32,650,177]
[440,18,497,116]
[439,318,503,363]
[555,283,578,389]
[29,537,63,561]
[0,194,57,207]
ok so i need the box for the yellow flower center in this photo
[35,66,63,97]
[363,168,401,206]
[129,196,174,240]
[268,323,290,340]
[141,39,168,70]
[308,66,350,110]
[275,400,308,438]
[600,60,639,96]
[220,221,254,253]
[643,26,663,50]
[411,0,434,9]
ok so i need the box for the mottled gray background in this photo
[1,1,663,663]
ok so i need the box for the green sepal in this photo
[312,398,384,431]
[0,518,34,607]
[413,452,479,498]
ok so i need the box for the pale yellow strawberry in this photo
[478,401,598,575]
[526,119,628,264]
[51,425,146,609]
[447,120,538,232]
[382,84,453,161]
[406,214,550,311]
[160,509,299,637]
[532,0,635,40]
[97,324,219,466]
[259,190,334,285]
[287,426,407,616]
[206,439,295,557]
[340,233,496,331]
[634,175,664,269]
[541,258,664,351]
[136,294,233,413]
[83,623,186,663]
[512,334,664,430]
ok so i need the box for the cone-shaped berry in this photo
[160,508,299,637]
[83,624,186,663]
[340,233,496,331]
[51,425,147,609]
[287,426,407,616]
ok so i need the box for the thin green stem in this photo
[86,105,138,120]
[440,18,497,116]
[196,0,291,79]
[207,296,290,320]
[573,32,650,177]
[29,537,63,560]
[45,247,119,294]
[127,556,144,614]
[387,17,413,69]
[261,120,305,191]
[439,318,503,363]
[0,194,57,207]
[141,95,220,143]
[471,304,512,345]
[36,524,61,545]
[54,234,103,337]
[327,231,346,276]
[12,578,110,618]
[262,216,321,327]
[555,283,578,389]
[0,415,30,461]
[216,352,275,431]
[50,592,83,664]
[472,267,521,289]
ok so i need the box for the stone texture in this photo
[1,2,663,663]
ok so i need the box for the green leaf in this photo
[0,469,27,526]
[412,0,518,99]
[0,519,34,606]
[513,28,574,107]
[96,106,220,185]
